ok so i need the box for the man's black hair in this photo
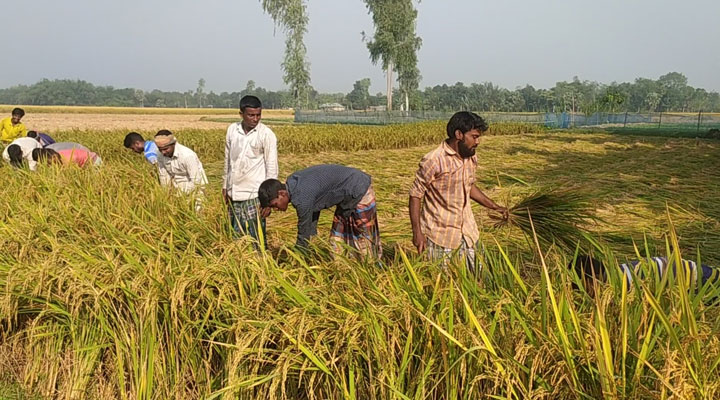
[240,95,262,112]
[124,132,144,148]
[155,129,172,137]
[446,111,488,139]
[11,107,24,117]
[7,144,23,168]
[570,255,607,283]
[258,179,285,207]
[27,130,38,138]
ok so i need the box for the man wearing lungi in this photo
[258,164,382,259]
[409,111,507,271]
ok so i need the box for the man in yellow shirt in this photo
[0,108,27,144]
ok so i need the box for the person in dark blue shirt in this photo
[259,164,382,259]
[27,130,56,147]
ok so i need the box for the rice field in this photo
[1,118,720,399]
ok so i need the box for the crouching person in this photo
[2,137,41,170]
[570,254,720,297]
[34,142,103,167]
[155,130,208,212]
[258,164,382,260]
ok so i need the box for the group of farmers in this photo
[121,95,508,267]
[4,100,718,292]
[1,107,102,169]
[120,95,720,292]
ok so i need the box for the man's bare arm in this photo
[470,185,508,218]
[409,196,426,253]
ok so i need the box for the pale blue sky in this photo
[5,0,720,93]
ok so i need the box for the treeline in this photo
[1,72,718,113]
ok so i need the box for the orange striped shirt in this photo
[409,141,478,248]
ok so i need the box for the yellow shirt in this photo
[0,117,27,144]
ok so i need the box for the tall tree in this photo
[195,78,206,108]
[133,89,145,107]
[260,0,311,108]
[347,78,372,110]
[363,0,422,111]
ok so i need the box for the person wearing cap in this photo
[1,108,27,144]
[2,136,41,170]
[27,131,56,147]
[155,129,208,211]
[223,95,278,246]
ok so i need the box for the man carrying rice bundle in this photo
[409,111,507,271]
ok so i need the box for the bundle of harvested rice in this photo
[493,188,598,251]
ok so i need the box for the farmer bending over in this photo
[155,130,208,212]
[570,254,719,297]
[33,146,102,168]
[123,132,159,165]
[27,131,56,147]
[2,137,41,170]
[409,111,507,271]
[258,164,382,260]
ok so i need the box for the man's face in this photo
[159,143,175,158]
[241,107,262,130]
[269,190,290,211]
[456,128,482,158]
[130,141,144,154]
[11,114,22,124]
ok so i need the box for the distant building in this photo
[319,103,346,112]
[368,105,387,112]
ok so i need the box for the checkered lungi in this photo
[228,197,266,247]
[427,236,479,272]
[330,184,382,260]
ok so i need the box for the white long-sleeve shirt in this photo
[157,143,208,194]
[223,121,278,201]
[2,137,41,171]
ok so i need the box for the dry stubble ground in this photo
[22,112,240,132]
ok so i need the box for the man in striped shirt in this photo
[409,111,507,270]
[571,254,718,296]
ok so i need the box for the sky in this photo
[5,0,720,94]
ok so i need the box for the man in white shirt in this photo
[156,130,208,212]
[222,95,278,247]
[2,136,41,171]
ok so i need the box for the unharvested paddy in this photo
[2,116,720,399]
